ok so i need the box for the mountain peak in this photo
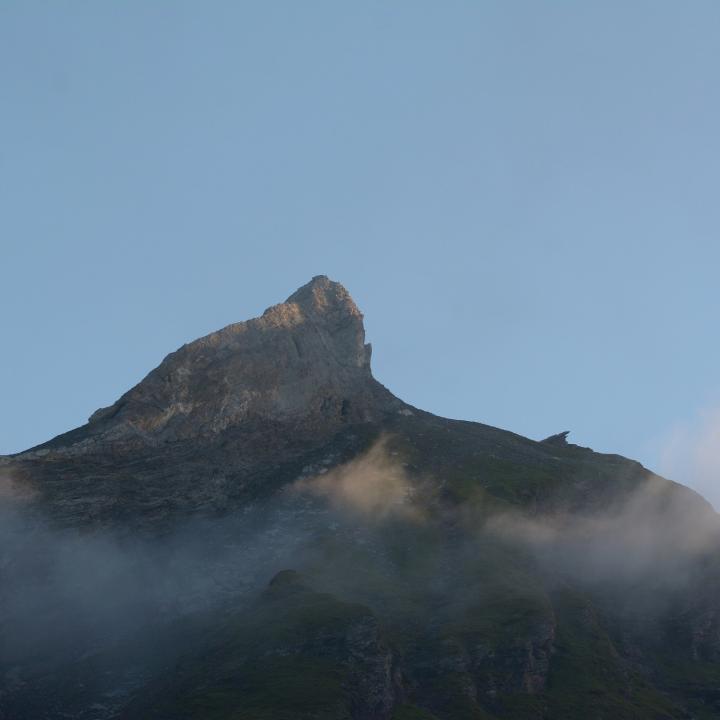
[285,274,350,307]
[261,275,370,370]
[63,277,393,450]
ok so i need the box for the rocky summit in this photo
[85,275,391,439]
[2,277,720,720]
[4,276,403,527]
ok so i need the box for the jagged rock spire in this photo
[81,276,392,446]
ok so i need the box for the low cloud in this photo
[291,436,419,520]
[658,406,720,511]
[484,474,719,591]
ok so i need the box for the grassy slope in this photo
[123,572,371,719]
[122,414,720,719]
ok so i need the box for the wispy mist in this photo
[484,475,719,592]
[290,436,420,520]
[2,438,720,716]
[659,406,720,511]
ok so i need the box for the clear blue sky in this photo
[2,3,720,503]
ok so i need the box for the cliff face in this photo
[2,277,720,720]
[2,276,401,526]
[86,275,385,441]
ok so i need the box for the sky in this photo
[2,2,720,505]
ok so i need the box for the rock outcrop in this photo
[2,276,403,527]
[23,275,398,459]
[86,275,386,440]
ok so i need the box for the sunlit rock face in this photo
[86,274,392,443]
[3,276,404,527]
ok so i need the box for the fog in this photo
[659,405,720,511]
[3,440,718,654]
[290,436,420,520]
[484,475,720,592]
[2,439,719,716]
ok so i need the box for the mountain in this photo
[2,276,720,720]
